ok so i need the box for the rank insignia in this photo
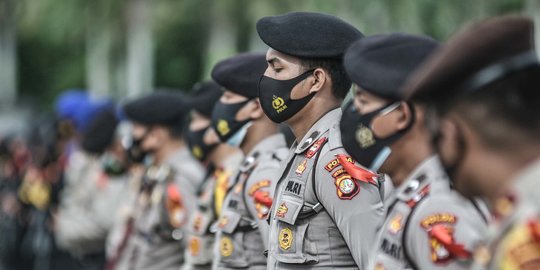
[220,237,234,257]
[218,216,228,228]
[276,203,288,218]
[334,174,360,200]
[388,213,403,234]
[189,237,200,256]
[295,159,308,175]
[305,137,327,158]
[279,227,293,251]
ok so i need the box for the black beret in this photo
[123,90,188,127]
[404,15,535,103]
[81,107,118,155]
[256,12,364,59]
[211,52,267,99]
[344,33,439,100]
[186,81,222,117]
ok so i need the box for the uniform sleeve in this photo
[243,165,281,248]
[315,148,385,269]
[405,196,488,270]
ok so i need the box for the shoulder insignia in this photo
[336,154,378,185]
[421,213,471,263]
[248,180,271,196]
[305,137,327,158]
[249,180,272,219]
[299,131,320,151]
[325,155,354,172]
[406,185,430,208]
[497,217,540,269]
[166,183,186,228]
[334,173,360,200]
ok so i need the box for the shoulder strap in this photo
[401,185,431,270]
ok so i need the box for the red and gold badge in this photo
[305,137,327,158]
[333,174,360,200]
[276,203,288,218]
[325,155,354,172]
[279,227,293,250]
[220,236,234,257]
[388,213,403,234]
[295,159,308,176]
[421,213,471,264]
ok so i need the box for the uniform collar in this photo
[294,108,341,154]
[513,158,540,206]
[238,134,286,173]
[395,155,446,201]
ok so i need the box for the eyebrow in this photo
[267,57,281,65]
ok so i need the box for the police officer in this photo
[340,33,490,270]
[403,16,540,269]
[113,91,205,270]
[182,81,244,270]
[209,53,288,270]
[256,12,385,269]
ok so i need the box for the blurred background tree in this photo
[0,0,533,112]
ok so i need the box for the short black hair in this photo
[300,57,351,99]
[452,66,540,151]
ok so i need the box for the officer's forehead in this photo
[265,48,302,66]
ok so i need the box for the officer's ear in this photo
[308,68,327,94]
[248,99,264,119]
[395,102,413,131]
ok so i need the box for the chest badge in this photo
[220,236,234,257]
[279,227,293,251]
[388,213,403,234]
[189,236,200,256]
[295,159,308,176]
[276,203,288,218]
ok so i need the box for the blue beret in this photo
[81,107,119,155]
[344,33,439,100]
[257,12,363,59]
[404,16,535,102]
[186,81,222,117]
[211,53,267,99]
[73,98,113,133]
[123,91,188,127]
[55,89,89,120]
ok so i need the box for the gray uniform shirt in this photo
[370,156,489,270]
[471,158,540,270]
[267,108,385,269]
[124,147,204,270]
[213,134,288,270]
[183,151,243,270]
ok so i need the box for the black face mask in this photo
[211,99,252,143]
[340,101,414,171]
[185,126,217,161]
[125,131,150,164]
[258,70,315,123]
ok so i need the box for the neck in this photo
[153,138,184,165]
[208,143,239,167]
[287,96,340,141]
[240,119,279,154]
[386,132,433,187]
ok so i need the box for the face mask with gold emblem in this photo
[258,69,315,123]
[211,99,252,144]
[185,126,217,162]
[340,101,412,171]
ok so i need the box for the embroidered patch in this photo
[295,159,308,176]
[388,213,403,234]
[305,137,327,158]
[498,219,540,269]
[189,236,200,256]
[374,263,386,270]
[252,189,272,219]
[334,174,360,200]
[332,168,347,178]
[279,227,293,251]
[421,213,471,264]
[220,237,234,257]
[284,180,303,196]
[421,213,457,229]
[248,180,271,196]
[325,155,354,172]
[276,203,288,218]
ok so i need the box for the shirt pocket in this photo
[271,221,318,264]
[213,211,250,268]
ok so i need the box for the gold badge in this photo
[217,119,230,136]
[276,203,288,218]
[220,237,234,257]
[279,227,293,250]
[189,237,200,256]
[272,95,288,113]
[388,213,403,234]
[356,124,375,148]
[192,145,203,159]
[295,159,307,175]
[218,216,228,228]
